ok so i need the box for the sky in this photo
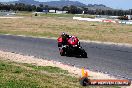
[0,0,132,10]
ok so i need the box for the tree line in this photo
[0,3,132,16]
[83,8,132,16]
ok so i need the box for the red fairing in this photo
[57,37,63,43]
[68,36,79,45]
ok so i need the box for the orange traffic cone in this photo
[81,68,88,77]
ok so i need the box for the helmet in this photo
[61,32,66,36]
[61,32,68,40]
[62,32,66,35]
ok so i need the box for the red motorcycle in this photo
[57,36,87,58]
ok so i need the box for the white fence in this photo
[73,17,117,23]
[119,20,132,24]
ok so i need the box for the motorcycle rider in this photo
[57,33,87,57]
[61,32,69,45]
[57,32,71,47]
[61,32,71,45]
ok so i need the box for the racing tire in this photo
[80,49,87,58]
[82,52,87,58]
[60,49,65,56]
[58,43,62,47]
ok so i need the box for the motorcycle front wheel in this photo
[59,48,65,56]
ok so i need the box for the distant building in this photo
[49,10,68,14]
[56,11,68,14]
[43,10,48,13]
[49,10,56,13]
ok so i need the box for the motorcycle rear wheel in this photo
[80,48,87,58]
[60,49,65,56]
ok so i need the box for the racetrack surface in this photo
[0,35,132,80]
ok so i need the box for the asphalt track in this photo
[0,35,132,80]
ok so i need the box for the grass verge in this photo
[0,59,120,88]
[0,59,79,88]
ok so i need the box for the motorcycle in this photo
[57,36,87,58]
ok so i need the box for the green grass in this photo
[0,59,120,88]
[0,60,79,88]
[81,14,96,18]
[16,11,33,17]
[24,64,68,74]
[40,13,77,18]
[16,11,78,18]
[16,11,95,18]
[39,13,96,19]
